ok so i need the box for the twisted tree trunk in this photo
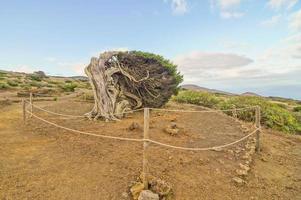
[85,51,182,121]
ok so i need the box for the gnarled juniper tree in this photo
[85,51,183,120]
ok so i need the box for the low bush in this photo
[0,72,7,77]
[173,90,301,134]
[29,81,43,88]
[172,90,220,108]
[29,74,42,82]
[0,83,10,89]
[6,80,19,87]
[219,96,301,134]
[293,106,301,112]
[60,83,77,92]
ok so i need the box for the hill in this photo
[181,84,236,96]
[241,92,262,97]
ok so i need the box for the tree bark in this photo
[85,51,181,120]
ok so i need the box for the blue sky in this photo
[0,0,300,99]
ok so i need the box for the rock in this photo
[234,149,241,154]
[170,117,177,122]
[122,192,129,198]
[218,159,225,165]
[164,127,179,136]
[138,190,159,200]
[128,122,141,131]
[130,182,145,200]
[227,150,234,154]
[242,154,250,160]
[170,122,177,129]
[149,178,172,197]
[261,157,268,162]
[239,163,250,172]
[236,169,248,177]
[232,177,244,185]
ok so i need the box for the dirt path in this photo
[0,101,300,199]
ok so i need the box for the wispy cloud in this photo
[173,51,253,83]
[166,0,188,15]
[289,8,301,31]
[260,15,282,27]
[211,0,245,19]
[218,0,241,9]
[220,11,244,19]
[267,0,298,10]
[173,32,300,96]
[57,62,86,76]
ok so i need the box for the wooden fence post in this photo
[30,93,33,117]
[255,106,261,152]
[22,99,26,123]
[232,107,237,119]
[143,108,150,189]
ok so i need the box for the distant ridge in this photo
[180,84,236,96]
[241,92,261,97]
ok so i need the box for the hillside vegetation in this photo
[0,71,90,96]
[173,90,301,134]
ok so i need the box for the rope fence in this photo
[25,100,144,118]
[22,93,262,190]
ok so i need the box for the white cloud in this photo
[172,33,301,96]
[260,33,301,61]
[218,0,241,9]
[57,62,86,76]
[267,0,298,10]
[221,41,251,51]
[211,0,245,19]
[45,57,57,62]
[173,51,253,83]
[289,9,301,31]
[260,15,282,27]
[15,65,35,73]
[220,11,244,18]
[171,0,188,15]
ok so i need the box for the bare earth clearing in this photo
[0,97,300,199]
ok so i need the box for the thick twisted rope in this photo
[149,106,256,113]
[26,100,144,118]
[26,110,143,142]
[145,128,258,151]
[26,110,258,151]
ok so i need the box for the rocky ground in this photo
[0,97,300,200]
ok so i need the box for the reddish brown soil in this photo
[0,99,300,200]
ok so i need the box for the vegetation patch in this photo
[0,83,10,89]
[6,80,19,87]
[172,90,220,108]
[59,83,78,92]
[173,90,301,134]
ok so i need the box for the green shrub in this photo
[0,72,7,77]
[293,106,301,112]
[60,83,77,92]
[29,74,42,82]
[173,90,220,108]
[218,96,301,134]
[0,83,10,89]
[173,90,301,134]
[6,80,19,87]
[47,80,60,84]
[131,51,183,87]
[29,81,43,88]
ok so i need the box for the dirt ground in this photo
[0,97,300,200]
